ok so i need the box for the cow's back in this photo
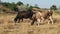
[17,10,33,18]
[39,10,53,19]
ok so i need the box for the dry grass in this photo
[0,13,60,34]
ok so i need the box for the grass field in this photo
[0,13,60,34]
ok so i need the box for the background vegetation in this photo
[0,0,60,14]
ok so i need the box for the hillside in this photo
[0,5,16,13]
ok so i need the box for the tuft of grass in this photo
[54,10,60,15]
[0,19,4,24]
[4,25,15,29]
[27,30,34,34]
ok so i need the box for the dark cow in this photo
[14,10,33,23]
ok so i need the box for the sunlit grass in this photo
[0,13,60,34]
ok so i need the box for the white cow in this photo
[31,8,54,26]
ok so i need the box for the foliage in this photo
[50,5,57,10]
[2,2,16,11]
[1,1,24,11]
[34,4,40,9]
[17,5,28,11]
[28,4,40,11]
[28,6,34,11]
[16,1,23,5]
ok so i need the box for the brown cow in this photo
[39,10,53,24]
[31,8,53,26]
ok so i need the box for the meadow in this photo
[0,11,60,34]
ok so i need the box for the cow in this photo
[14,10,34,23]
[31,8,54,26]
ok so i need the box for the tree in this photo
[16,1,23,6]
[26,4,29,7]
[28,5,34,11]
[0,0,2,5]
[50,5,57,10]
[34,4,40,9]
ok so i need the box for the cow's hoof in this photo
[48,23,50,24]
[31,24,34,26]
[52,23,53,24]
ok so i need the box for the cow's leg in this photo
[49,16,54,24]
[31,19,36,25]
[37,18,41,27]
[21,18,23,22]
[18,18,20,23]
[41,17,44,23]
[48,19,50,24]
[14,17,18,23]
